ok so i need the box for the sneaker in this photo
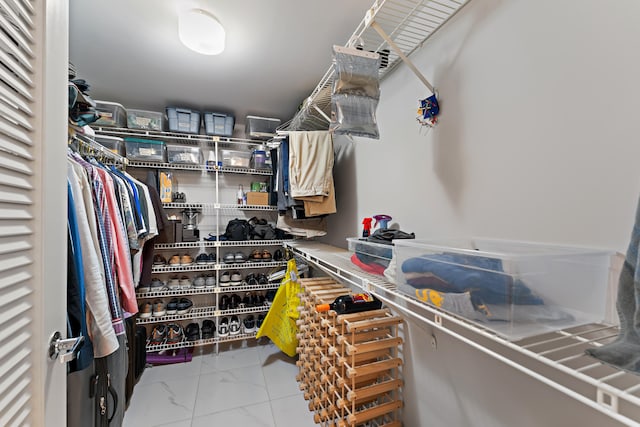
[243,315,256,334]
[246,273,258,287]
[256,314,265,329]
[257,274,269,285]
[167,276,181,290]
[205,274,216,288]
[150,324,167,344]
[193,275,206,288]
[230,271,242,285]
[229,315,241,335]
[138,302,152,318]
[153,254,167,266]
[201,319,215,339]
[185,322,200,341]
[166,298,179,315]
[234,252,247,263]
[219,294,230,311]
[273,249,284,261]
[220,271,231,286]
[150,278,166,292]
[152,300,166,317]
[180,254,193,266]
[229,294,241,310]
[256,293,266,306]
[195,253,209,265]
[218,317,230,337]
[242,292,253,308]
[177,298,193,315]
[180,276,192,289]
[207,253,217,264]
[223,252,236,264]
[166,323,184,344]
[261,250,272,262]
[169,254,181,266]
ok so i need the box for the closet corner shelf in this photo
[281,0,472,132]
[154,239,292,250]
[284,241,640,426]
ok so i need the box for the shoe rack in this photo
[94,126,290,354]
[295,277,403,427]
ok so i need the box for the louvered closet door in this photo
[0,0,69,426]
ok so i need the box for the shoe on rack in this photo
[256,314,265,329]
[152,300,166,317]
[169,254,181,266]
[186,322,200,341]
[257,273,269,285]
[207,252,217,264]
[234,252,247,263]
[150,324,167,344]
[180,254,193,266]
[218,317,230,337]
[273,249,284,262]
[166,298,179,315]
[223,252,236,264]
[229,294,241,310]
[252,293,263,307]
[205,274,216,288]
[180,276,192,289]
[265,289,276,304]
[167,276,181,290]
[261,250,272,262]
[229,315,241,335]
[177,298,193,315]
[242,292,253,308]
[230,271,242,285]
[201,319,215,339]
[138,302,152,318]
[150,278,166,292]
[219,294,230,311]
[166,323,184,344]
[220,271,231,286]
[249,249,262,262]
[195,253,209,265]
[153,254,167,266]
[193,275,206,289]
[243,315,256,334]
[246,273,258,287]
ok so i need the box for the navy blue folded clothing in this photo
[401,252,544,306]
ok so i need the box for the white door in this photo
[0,0,69,426]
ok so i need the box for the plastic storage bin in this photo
[94,101,127,128]
[204,112,234,137]
[245,115,281,139]
[394,238,614,341]
[250,150,267,169]
[167,144,203,165]
[347,237,393,275]
[221,149,251,168]
[124,137,166,162]
[166,107,201,134]
[95,135,125,157]
[127,109,164,131]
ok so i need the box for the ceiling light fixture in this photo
[178,8,225,55]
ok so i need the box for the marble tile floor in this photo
[123,339,317,427]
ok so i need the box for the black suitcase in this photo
[134,325,147,380]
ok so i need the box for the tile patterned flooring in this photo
[123,340,316,427]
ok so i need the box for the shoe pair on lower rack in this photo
[149,323,184,345]
[218,316,241,337]
[185,319,216,341]
[223,252,247,264]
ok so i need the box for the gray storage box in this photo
[167,144,203,165]
[204,112,234,137]
[166,107,201,134]
[245,115,280,139]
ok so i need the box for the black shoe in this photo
[229,315,241,335]
[195,253,209,265]
[177,298,193,314]
[246,273,258,287]
[257,274,269,285]
[273,249,283,261]
[256,314,265,329]
[243,315,256,334]
[186,322,200,341]
[201,319,215,339]
[265,289,276,303]
[220,295,230,311]
[229,294,241,309]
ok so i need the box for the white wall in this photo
[325,0,640,425]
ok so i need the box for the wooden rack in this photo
[296,277,403,426]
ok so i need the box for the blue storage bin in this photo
[166,107,201,134]
[204,112,234,137]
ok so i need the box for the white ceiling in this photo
[69,0,374,128]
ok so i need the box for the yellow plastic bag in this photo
[255,259,301,357]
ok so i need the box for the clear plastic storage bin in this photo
[166,107,201,134]
[221,149,251,168]
[124,137,166,162]
[167,145,203,165]
[204,112,234,137]
[394,238,614,340]
[245,115,281,139]
[127,109,164,131]
[95,135,125,157]
[94,101,127,128]
[347,237,393,275]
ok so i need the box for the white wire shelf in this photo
[92,126,267,147]
[137,306,217,324]
[126,160,273,175]
[153,239,292,250]
[151,260,287,273]
[282,0,471,132]
[161,202,278,211]
[285,241,640,426]
[136,283,280,299]
[145,332,261,352]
